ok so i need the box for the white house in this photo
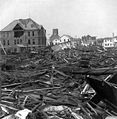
[60,35,72,43]
[51,34,81,51]
[102,37,114,48]
[52,38,61,45]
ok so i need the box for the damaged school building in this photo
[0,18,46,54]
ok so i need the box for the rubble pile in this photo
[1,46,117,119]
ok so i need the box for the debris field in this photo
[1,46,117,119]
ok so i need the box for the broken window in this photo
[17,39,19,44]
[28,39,31,44]
[28,31,30,36]
[7,40,10,45]
[13,24,24,38]
[32,39,35,44]
[14,39,16,45]
[14,31,24,38]
[32,31,34,36]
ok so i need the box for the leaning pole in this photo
[0,49,2,116]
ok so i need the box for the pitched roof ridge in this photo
[29,18,42,29]
[61,34,73,38]
[1,19,19,31]
[1,18,43,31]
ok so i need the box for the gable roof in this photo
[49,34,60,43]
[60,34,73,40]
[1,18,42,31]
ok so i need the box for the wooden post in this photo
[0,49,3,116]
[50,64,55,85]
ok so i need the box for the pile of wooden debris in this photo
[1,46,117,119]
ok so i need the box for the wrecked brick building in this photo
[81,35,96,46]
[0,18,46,53]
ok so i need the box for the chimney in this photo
[53,29,58,36]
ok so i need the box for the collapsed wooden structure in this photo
[1,46,117,119]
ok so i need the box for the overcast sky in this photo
[0,0,117,38]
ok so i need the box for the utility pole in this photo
[0,40,1,99]
[0,46,2,116]
[0,41,6,116]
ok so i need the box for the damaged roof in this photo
[1,18,42,31]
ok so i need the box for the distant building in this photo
[49,28,81,51]
[102,37,114,48]
[51,34,71,51]
[81,35,96,46]
[71,38,81,48]
[49,29,60,45]
[96,38,104,46]
[52,35,81,51]
[59,35,73,49]
[113,36,117,47]
[96,37,117,48]
[60,35,81,48]
[0,18,46,53]
[60,35,72,43]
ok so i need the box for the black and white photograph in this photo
[0,0,117,119]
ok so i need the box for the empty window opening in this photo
[28,31,30,36]
[7,40,10,45]
[14,40,16,45]
[17,39,19,44]
[28,39,31,44]
[32,31,34,36]
[32,39,35,44]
